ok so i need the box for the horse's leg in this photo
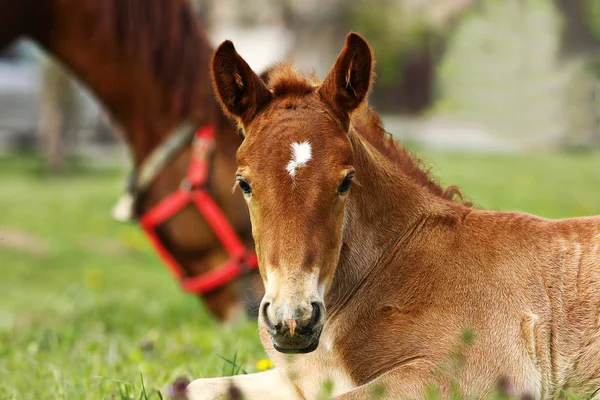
[185,369,301,400]
[333,361,436,400]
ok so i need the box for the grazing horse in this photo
[0,0,262,322]
[185,33,600,399]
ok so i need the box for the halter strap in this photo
[112,123,197,222]
[113,124,258,294]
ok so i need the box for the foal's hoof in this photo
[166,376,190,399]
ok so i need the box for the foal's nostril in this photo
[261,301,271,316]
[305,302,323,332]
[260,301,277,332]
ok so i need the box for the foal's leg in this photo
[185,369,301,400]
[333,361,436,400]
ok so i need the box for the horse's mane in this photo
[91,0,213,117]
[261,63,469,206]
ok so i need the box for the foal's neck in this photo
[327,128,455,312]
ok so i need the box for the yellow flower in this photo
[84,268,104,289]
[128,349,143,363]
[255,358,274,371]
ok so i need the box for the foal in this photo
[186,33,600,399]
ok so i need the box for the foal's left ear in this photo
[211,40,272,127]
[319,33,374,122]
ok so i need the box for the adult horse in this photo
[185,33,600,399]
[0,0,261,322]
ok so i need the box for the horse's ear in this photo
[319,33,373,121]
[211,41,271,127]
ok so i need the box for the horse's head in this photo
[211,33,373,353]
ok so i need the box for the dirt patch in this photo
[79,236,131,257]
[0,229,50,255]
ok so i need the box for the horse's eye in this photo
[237,177,252,195]
[338,172,355,194]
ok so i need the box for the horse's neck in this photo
[327,130,449,309]
[41,46,161,163]
[33,2,240,165]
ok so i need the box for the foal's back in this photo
[490,212,600,398]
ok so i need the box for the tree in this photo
[554,0,600,57]
[38,59,79,174]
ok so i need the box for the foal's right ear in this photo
[211,41,272,127]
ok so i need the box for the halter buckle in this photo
[192,135,216,160]
[179,178,192,192]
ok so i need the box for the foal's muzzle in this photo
[260,299,325,354]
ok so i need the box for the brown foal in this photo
[185,33,600,399]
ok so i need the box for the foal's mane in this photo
[261,63,468,205]
[351,107,468,204]
[91,0,213,117]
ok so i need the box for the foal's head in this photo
[211,33,373,353]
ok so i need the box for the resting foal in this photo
[185,33,600,399]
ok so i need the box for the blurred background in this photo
[2,0,600,398]
[2,0,600,162]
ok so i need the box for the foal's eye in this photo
[338,172,355,194]
[236,177,252,195]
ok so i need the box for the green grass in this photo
[2,150,600,399]
[418,149,600,218]
[0,156,266,399]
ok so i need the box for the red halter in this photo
[139,126,258,294]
